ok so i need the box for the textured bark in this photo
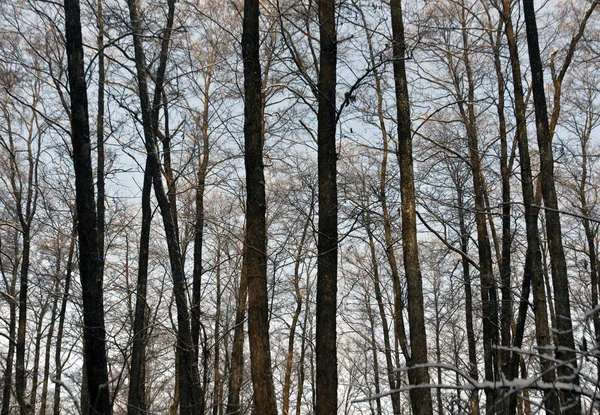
[500,2,559,413]
[315,0,338,413]
[521,1,579,412]
[389,1,433,413]
[63,0,110,411]
[242,0,278,413]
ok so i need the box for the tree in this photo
[389,0,434,413]
[315,0,339,413]
[242,0,278,413]
[63,0,110,412]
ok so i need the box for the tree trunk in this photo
[0,235,18,415]
[316,0,338,413]
[54,223,76,415]
[282,213,310,415]
[242,0,278,412]
[521,1,579,412]
[63,0,110,411]
[389,1,433,414]
[455,176,479,415]
[225,247,248,415]
[500,2,560,413]
[125,0,203,412]
[127,159,152,415]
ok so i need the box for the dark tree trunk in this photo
[315,0,338,413]
[96,0,105,263]
[1,238,18,415]
[389,1,433,414]
[499,2,559,413]
[63,0,110,411]
[455,177,479,415]
[191,75,211,363]
[127,159,152,415]
[521,1,579,412]
[125,0,203,412]
[225,252,248,415]
[54,224,76,415]
[242,0,277,413]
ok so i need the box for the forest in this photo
[0,0,599,413]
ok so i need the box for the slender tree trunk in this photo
[500,2,559,413]
[521,1,579,412]
[225,248,248,415]
[211,238,222,415]
[455,180,479,415]
[365,211,401,414]
[1,236,18,415]
[63,0,110,410]
[127,159,152,415]
[315,0,338,413]
[54,224,76,415]
[96,0,105,263]
[449,11,500,411]
[191,71,211,363]
[389,1,433,413]
[578,132,600,378]
[40,277,59,415]
[28,298,48,412]
[283,213,310,415]
[15,227,31,415]
[126,0,202,412]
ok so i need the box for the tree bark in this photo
[389,1,433,413]
[63,0,110,411]
[315,0,338,413]
[242,0,278,412]
[521,1,579,412]
[500,2,560,413]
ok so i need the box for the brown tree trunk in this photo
[211,237,222,415]
[316,0,338,413]
[242,0,277,412]
[63,0,110,411]
[389,1,433,414]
